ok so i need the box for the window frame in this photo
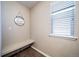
[49,1,77,40]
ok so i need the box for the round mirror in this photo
[14,16,24,26]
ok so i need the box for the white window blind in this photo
[51,1,75,37]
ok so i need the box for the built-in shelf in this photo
[2,39,35,55]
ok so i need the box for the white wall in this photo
[31,1,79,57]
[1,1,79,57]
[1,1,30,54]
[0,1,1,56]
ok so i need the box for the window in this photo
[50,1,75,38]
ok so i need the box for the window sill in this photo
[49,34,77,41]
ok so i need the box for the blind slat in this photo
[51,1,75,36]
[51,1,75,13]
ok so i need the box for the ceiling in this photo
[18,1,40,8]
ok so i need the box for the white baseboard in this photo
[31,46,51,57]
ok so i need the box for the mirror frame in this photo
[14,16,24,26]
